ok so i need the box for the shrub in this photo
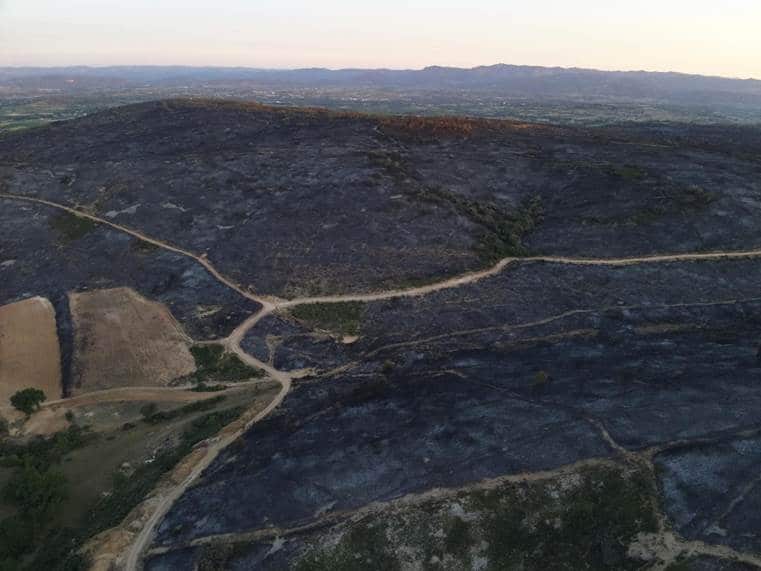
[10,388,46,415]
[142,396,226,425]
[3,459,67,520]
[192,383,227,393]
[49,212,97,242]
[532,371,550,386]
[188,345,264,384]
[139,403,158,419]
[444,516,471,558]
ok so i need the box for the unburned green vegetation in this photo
[290,302,365,337]
[186,345,264,384]
[480,466,657,570]
[48,211,97,242]
[0,425,92,570]
[296,523,399,571]
[10,388,46,415]
[0,392,250,570]
[84,405,244,537]
[414,186,543,263]
[141,395,226,424]
[129,237,160,254]
[291,464,658,571]
[608,164,648,181]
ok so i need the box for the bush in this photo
[48,212,97,242]
[3,459,67,521]
[10,388,46,415]
[415,188,543,263]
[188,345,264,384]
[192,383,227,393]
[142,396,226,425]
[139,403,158,419]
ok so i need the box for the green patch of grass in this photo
[485,467,658,570]
[387,275,444,290]
[290,302,365,337]
[416,188,543,264]
[191,383,228,393]
[609,164,647,180]
[0,425,94,570]
[197,542,252,571]
[532,370,550,387]
[129,238,160,254]
[0,400,245,570]
[663,560,692,571]
[142,396,226,425]
[292,464,658,571]
[0,425,93,470]
[188,345,264,384]
[84,406,244,538]
[49,212,97,242]
[443,516,471,559]
[296,523,400,571]
[680,185,717,208]
[473,195,544,263]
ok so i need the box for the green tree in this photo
[10,388,46,415]
[3,458,67,521]
[140,403,158,419]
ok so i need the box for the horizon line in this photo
[1,62,759,83]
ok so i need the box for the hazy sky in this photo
[2,0,760,79]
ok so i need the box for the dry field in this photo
[70,287,196,395]
[0,296,62,410]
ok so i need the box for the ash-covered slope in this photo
[4,101,761,570]
[2,99,761,298]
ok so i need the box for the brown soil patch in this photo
[69,288,196,395]
[0,296,62,410]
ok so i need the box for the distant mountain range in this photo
[3,64,761,104]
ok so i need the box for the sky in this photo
[1,0,760,79]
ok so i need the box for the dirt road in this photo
[6,192,761,570]
[5,192,761,314]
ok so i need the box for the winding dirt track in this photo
[6,192,761,313]
[0,193,278,307]
[5,192,761,569]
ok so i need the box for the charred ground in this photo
[2,100,761,570]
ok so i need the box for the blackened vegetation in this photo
[368,146,544,263]
[52,292,75,398]
[159,259,761,568]
[0,200,262,340]
[5,101,761,295]
[5,102,761,569]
